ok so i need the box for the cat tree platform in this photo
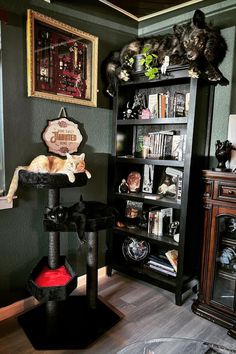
[19,170,88,189]
[18,172,122,349]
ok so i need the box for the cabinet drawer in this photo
[218,183,236,202]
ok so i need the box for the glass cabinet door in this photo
[212,214,236,311]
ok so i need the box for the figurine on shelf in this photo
[157,175,177,199]
[218,247,236,271]
[122,102,135,120]
[169,221,180,236]
[127,171,141,192]
[222,217,236,239]
[118,179,129,193]
[214,139,233,172]
[131,93,146,119]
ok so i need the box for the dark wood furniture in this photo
[106,65,215,305]
[192,170,236,339]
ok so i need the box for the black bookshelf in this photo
[107,65,215,305]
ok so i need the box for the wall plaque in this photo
[42,116,82,156]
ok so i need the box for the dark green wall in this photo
[0,0,235,308]
[0,0,136,307]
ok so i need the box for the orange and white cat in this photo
[6,153,91,203]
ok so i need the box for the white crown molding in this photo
[99,0,204,22]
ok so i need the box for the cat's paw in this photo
[188,68,199,78]
[85,170,92,179]
[68,174,75,183]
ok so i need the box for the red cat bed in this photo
[27,256,77,301]
[35,265,72,287]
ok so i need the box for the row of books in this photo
[144,250,178,277]
[139,130,186,161]
[148,207,173,236]
[148,91,190,119]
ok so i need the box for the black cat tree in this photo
[17,109,122,350]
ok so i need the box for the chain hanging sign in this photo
[42,107,83,156]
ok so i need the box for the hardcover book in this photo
[165,249,178,272]
[148,93,158,118]
[173,92,185,117]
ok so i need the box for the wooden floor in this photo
[0,272,235,354]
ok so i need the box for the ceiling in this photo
[98,0,204,20]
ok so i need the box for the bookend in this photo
[18,171,122,350]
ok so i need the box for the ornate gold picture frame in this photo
[27,9,98,107]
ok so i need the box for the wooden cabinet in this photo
[192,170,236,339]
[106,65,214,305]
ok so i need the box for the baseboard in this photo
[0,266,107,322]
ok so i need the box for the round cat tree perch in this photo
[17,170,122,350]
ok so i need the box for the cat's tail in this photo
[6,166,26,203]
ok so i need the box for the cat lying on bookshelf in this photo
[105,9,227,96]
[173,9,227,83]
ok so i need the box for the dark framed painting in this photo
[27,9,98,106]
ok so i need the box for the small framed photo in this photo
[27,10,98,106]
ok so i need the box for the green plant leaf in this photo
[145,58,152,66]
[142,46,150,53]
[139,58,145,65]
[129,57,134,64]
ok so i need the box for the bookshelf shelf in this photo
[115,192,181,209]
[113,226,179,249]
[116,157,184,167]
[107,66,214,305]
[117,117,188,125]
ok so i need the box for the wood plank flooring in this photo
[0,272,235,354]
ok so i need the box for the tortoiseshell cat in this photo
[6,153,91,203]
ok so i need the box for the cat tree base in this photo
[18,295,122,350]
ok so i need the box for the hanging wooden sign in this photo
[42,108,83,156]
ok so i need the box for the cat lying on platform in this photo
[45,202,87,246]
[45,198,117,246]
[6,153,91,203]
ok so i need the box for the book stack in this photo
[148,207,173,236]
[148,91,190,119]
[145,251,177,277]
[140,131,186,160]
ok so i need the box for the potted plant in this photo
[138,46,159,80]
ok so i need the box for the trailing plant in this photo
[139,46,159,80]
